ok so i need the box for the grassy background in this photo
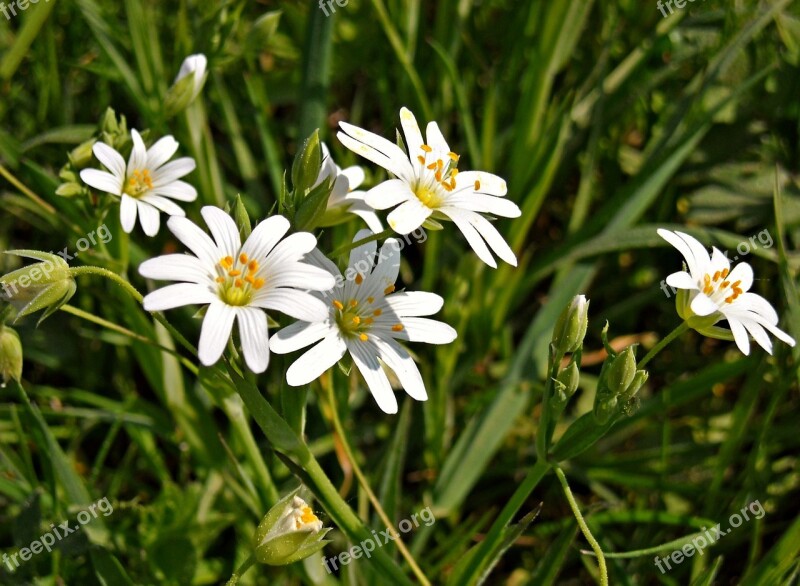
[1,0,800,584]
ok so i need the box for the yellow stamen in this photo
[448,152,459,161]
[367,296,374,304]
[355,274,364,285]
[392,324,404,332]
[417,155,426,165]
[421,144,432,153]
[435,170,443,182]
[713,271,721,282]
[359,333,368,341]
[333,300,344,310]
[234,278,243,288]
[239,253,249,264]
[300,506,318,525]
[427,162,437,170]
[352,316,361,325]
[222,256,234,268]
[364,317,374,325]
[349,299,358,307]
[248,260,259,272]
[228,270,241,277]
[374,308,382,316]
[474,180,481,191]
[253,278,265,289]
[721,268,729,278]
[215,276,225,283]
[384,285,395,295]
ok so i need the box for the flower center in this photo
[297,506,319,529]
[331,283,403,341]
[413,144,461,209]
[701,269,743,304]
[124,168,154,197]
[215,253,265,306]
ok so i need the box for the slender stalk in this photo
[225,553,255,585]
[325,380,431,586]
[0,163,57,216]
[330,228,394,258]
[639,321,689,368]
[554,466,607,586]
[69,266,143,303]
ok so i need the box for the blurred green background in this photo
[1,0,800,584]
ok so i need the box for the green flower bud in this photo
[593,390,618,424]
[0,326,22,384]
[0,251,76,324]
[557,360,580,399]
[605,346,637,396]
[620,369,649,401]
[69,139,97,168]
[253,488,331,566]
[551,295,589,355]
[55,182,86,198]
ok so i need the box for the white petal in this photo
[81,169,122,195]
[665,271,697,290]
[385,292,444,317]
[348,338,397,414]
[454,171,508,197]
[143,283,216,311]
[92,142,126,178]
[442,207,495,268]
[347,228,378,275]
[675,231,711,274]
[399,107,424,155]
[150,180,198,201]
[729,292,778,324]
[146,135,179,170]
[152,157,196,187]
[139,254,212,284]
[341,165,365,190]
[237,307,269,373]
[198,302,236,366]
[365,179,414,211]
[373,336,427,401]
[140,194,186,217]
[241,215,291,261]
[270,320,333,354]
[726,316,751,355]
[657,229,702,279]
[252,289,329,322]
[264,265,339,290]
[167,216,222,266]
[337,123,414,181]
[424,121,451,153]
[726,262,753,292]
[463,212,517,266]
[365,239,401,296]
[265,233,319,267]
[710,247,731,274]
[137,201,161,236]
[690,293,719,317]
[120,194,138,233]
[201,206,241,259]
[387,198,431,235]
[390,317,457,344]
[444,192,520,218]
[738,316,773,355]
[285,333,347,386]
[351,207,384,233]
[128,129,147,171]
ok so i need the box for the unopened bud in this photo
[557,360,580,399]
[165,54,208,117]
[552,295,589,354]
[620,369,649,401]
[0,326,22,384]
[69,139,97,168]
[253,489,331,566]
[593,390,618,424]
[0,251,76,324]
[606,346,637,396]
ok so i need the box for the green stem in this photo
[330,228,394,258]
[225,553,255,585]
[554,466,608,586]
[639,321,690,368]
[69,266,143,303]
[325,379,431,586]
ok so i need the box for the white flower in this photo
[80,130,197,236]
[175,54,208,103]
[270,230,457,414]
[139,206,336,372]
[658,228,795,355]
[316,143,383,233]
[337,107,520,268]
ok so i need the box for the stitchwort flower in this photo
[337,107,520,268]
[270,230,457,414]
[80,129,197,236]
[658,229,795,355]
[139,206,335,372]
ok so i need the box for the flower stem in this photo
[330,229,394,258]
[225,553,255,585]
[69,266,143,303]
[554,465,608,586]
[324,380,431,586]
[639,321,690,368]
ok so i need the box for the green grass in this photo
[1,0,800,584]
